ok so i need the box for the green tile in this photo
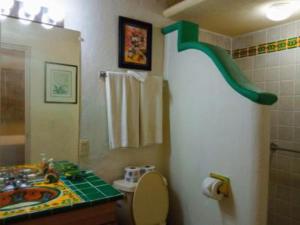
[85,175,100,180]
[90,180,106,186]
[74,183,93,189]
[79,195,90,201]
[86,192,106,201]
[62,180,72,185]
[68,185,77,191]
[69,178,86,185]
[267,42,277,53]
[86,176,101,181]
[75,191,87,200]
[74,190,83,196]
[258,44,266,54]
[98,185,122,196]
[288,37,297,49]
[80,188,99,195]
[277,39,287,51]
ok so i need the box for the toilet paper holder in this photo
[210,173,230,197]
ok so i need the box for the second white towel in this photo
[140,76,163,146]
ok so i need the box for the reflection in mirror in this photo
[0,18,81,167]
[0,47,25,166]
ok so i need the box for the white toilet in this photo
[113,171,169,225]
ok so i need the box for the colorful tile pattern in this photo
[258,44,267,54]
[267,42,277,53]
[233,36,300,59]
[0,181,82,220]
[0,162,123,224]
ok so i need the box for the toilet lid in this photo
[132,172,169,225]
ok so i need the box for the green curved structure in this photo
[162,21,278,105]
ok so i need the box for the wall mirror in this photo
[0,17,81,166]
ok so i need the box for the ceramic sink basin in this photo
[0,187,60,211]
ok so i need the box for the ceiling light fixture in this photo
[0,15,7,20]
[18,7,32,21]
[41,13,54,29]
[45,2,65,23]
[266,2,298,21]
[2,0,64,29]
[22,0,41,17]
[0,0,14,15]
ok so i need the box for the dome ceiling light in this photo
[266,2,299,21]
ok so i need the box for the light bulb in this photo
[18,7,32,20]
[0,0,14,15]
[42,1,64,22]
[266,2,298,21]
[0,15,7,20]
[48,7,64,22]
[22,0,41,18]
[19,17,31,25]
[42,23,53,29]
[41,13,54,29]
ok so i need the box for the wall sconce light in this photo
[19,0,41,21]
[41,13,54,29]
[47,4,65,23]
[0,0,64,29]
[0,0,14,15]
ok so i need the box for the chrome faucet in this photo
[0,171,33,192]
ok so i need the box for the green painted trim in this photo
[161,21,278,105]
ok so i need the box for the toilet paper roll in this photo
[124,176,139,183]
[124,167,140,182]
[140,165,156,175]
[202,177,224,201]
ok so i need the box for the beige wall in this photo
[1,18,81,163]
[199,28,232,52]
[167,0,182,7]
[164,30,271,225]
[54,0,172,182]
[233,20,300,225]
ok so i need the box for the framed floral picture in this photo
[118,16,152,71]
[45,62,78,104]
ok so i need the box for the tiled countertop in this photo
[0,161,123,224]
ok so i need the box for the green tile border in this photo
[233,36,300,59]
[162,20,278,105]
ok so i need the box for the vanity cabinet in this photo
[9,201,118,225]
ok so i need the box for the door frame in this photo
[0,42,31,163]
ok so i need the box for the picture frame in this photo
[118,16,152,71]
[45,62,78,104]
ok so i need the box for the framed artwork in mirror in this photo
[118,16,152,71]
[45,62,77,104]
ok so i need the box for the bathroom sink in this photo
[0,187,60,211]
[0,166,41,180]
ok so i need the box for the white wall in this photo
[1,18,81,163]
[164,31,271,225]
[57,0,172,182]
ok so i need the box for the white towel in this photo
[127,70,148,82]
[140,76,163,146]
[105,73,140,149]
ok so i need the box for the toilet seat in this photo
[132,172,169,225]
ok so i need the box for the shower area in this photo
[0,45,26,166]
[232,22,300,224]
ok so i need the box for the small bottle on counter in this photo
[40,153,48,175]
[44,158,59,183]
